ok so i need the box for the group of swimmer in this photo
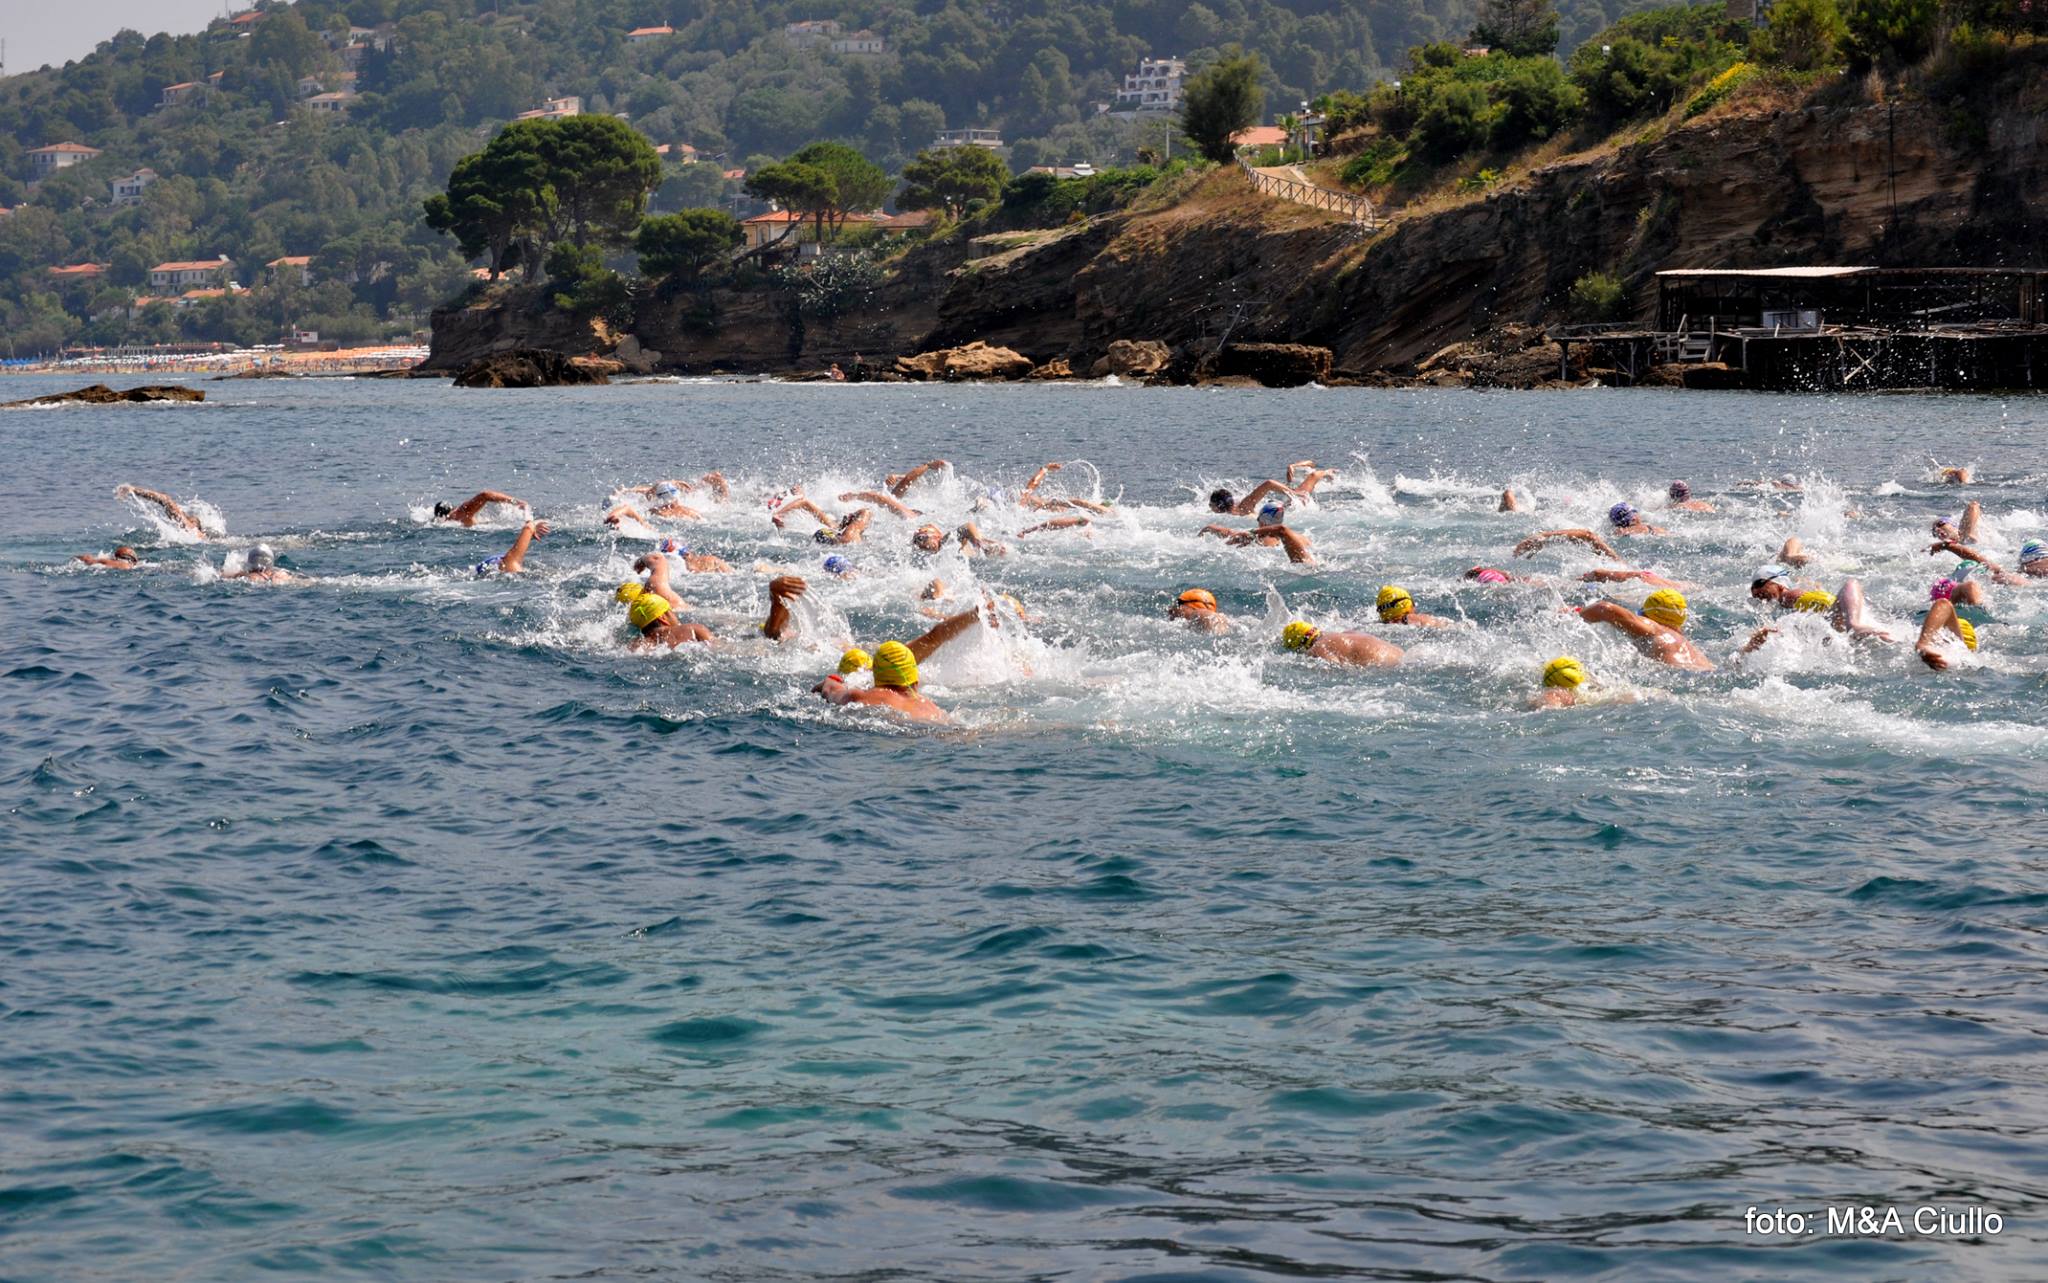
[85,457,2043,722]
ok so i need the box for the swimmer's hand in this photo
[769,575,806,601]
[1918,644,1950,671]
[528,520,550,538]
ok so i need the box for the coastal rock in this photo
[1213,342,1333,387]
[1089,339,1171,379]
[453,348,612,388]
[613,334,658,375]
[1417,324,1581,389]
[1028,357,1074,379]
[6,384,203,407]
[892,341,1035,381]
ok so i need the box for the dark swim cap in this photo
[1208,488,1234,512]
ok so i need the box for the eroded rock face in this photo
[6,384,204,406]
[892,341,1035,381]
[1089,339,1171,379]
[1028,357,1074,379]
[1214,342,1333,387]
[452,349,612,388]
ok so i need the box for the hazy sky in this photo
[5,1,228,76]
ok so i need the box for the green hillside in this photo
[0,0,1675,354]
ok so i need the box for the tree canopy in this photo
[635,209,743,284]
[1179,53,1265,164]
[896,146,1009,219]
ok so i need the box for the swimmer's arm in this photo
[116,485,198,528]
[761,575,806,641]
[836,508,872,543]
[906,605,986,663]
[698,472,730,500]
[1915,599,1959,669]
[839,490,916,517]
[1741,626,1779,654]
[604,503,647,526]
[498,520,548,574]
[1930,540,1999,570]
[813,675,858,703]
[955,521,1003,555]
[1498,489,1523,513]
[772,497,830,528]
[1515,529,1621,560]
[450,489,523,523]
[1198,524,1238,539]
[1580,599,1658,640]
[887,459,948,497]
[1960,500,1981,542]
[1254,524,1315,564]
[634,552,683,607]
[1018,515,1090,535]
[1023,461,1061,494]
[1234,479,1293,514]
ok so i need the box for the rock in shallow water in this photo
[452,348,613,388]
[6,384,204,407]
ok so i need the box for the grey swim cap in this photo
[247,545,276,571]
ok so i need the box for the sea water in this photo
[2,376,2044,1280]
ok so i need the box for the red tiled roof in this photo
[743,210,803,223]
[1230,126,1288,147]
[151,258,230,274]
[268,255,312,267]
[31,141,102,155]
[627,25,674,36]
[49,263,108,277]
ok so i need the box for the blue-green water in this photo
[2,376,2045,1280]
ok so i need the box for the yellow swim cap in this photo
[628,594,672,631]
[1543,656,1587,689]
[838,647,873,674]
[616,581,646,604]
[871,640,919,687]
[1282,620,1319,651]
[1794,590,1836,613]
[1642,589,1688,630]
[1956,617,1978,651]
[1376,586,1413,622]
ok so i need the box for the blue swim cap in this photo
[2022,540,2045,563]
[654,481,682,500]
[824,555,852,575]
[1258,501,1285,525]
[1608,502,1637,527]
[659,537,690,558]
[473,555,502,577]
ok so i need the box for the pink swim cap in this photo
[1470,567,1511,584]
[1930,578,1958,601]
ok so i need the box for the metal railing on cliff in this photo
[1234,152,1379,229]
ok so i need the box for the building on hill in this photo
[627,25,674,43]
[150,257,234,292]
[112,169,159,206]
[159,81,208,109]
[306,91,358,116]
[784,19,841,47]
[515,96,582,121]
[742,209,806,251]
[267,255,314,286]
[830,30,886,54]
[297,75,325,97]
[48,263,108,281]
[28,142,102,176]
[1113,57,1185,114]
[934,127,1005,151]
[229,10,265,28]
[1025,163,1096,179]
[875,210,935,234]
[1229,125,1287,149]
[176,286,241,309]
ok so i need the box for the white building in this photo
[830,30,886,54]
[514,95,582,121]
[149,256,234,292]
[28,142,102,175]
[1114,57,1186,113]
[112,168,159,206]
[934,127,1005,150]
[784,19,841,47]
[626,24,674,43]
[306,90,359,116]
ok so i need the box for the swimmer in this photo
[1583,568,1693,590]
[1168,587,1230,634]
[1530,656,1587,710]
[473,520,549,576]
[623,561,805,649]
[621,472,728,502]
[812,604,989,722]
[431,489,528,527]
[655,537,732,574]
[1576,589,1713,670]
[1935,464,1971,486]
[1742,573,1892,650]
[816,508,874,546]
[1928,535,2041,589]
[1666,480,1715,513]
[1464,565,1537,586]
[1201,503,1314,564]
[1207,477,1306,517]
[1915,597,1979,671]
[885,458,950,498]
[823,554,857,578]
[1021,461,1112,514]
[1375,586,1452,628]
[1280,619,1403,668]
[1930,562,1990,607]
[114,484,206,536]
[2022,539,2048,579]
[223,543,296,583]
[1606,502,1668,537]
[1498,489,1525,513]
[76,545,141,570]
[912,521,1005,557]
[1512,528,1624,560]
[1776,536,1813,568]
[641,481,703,520]
[603,503,652,530]
[1931,501,1981,546]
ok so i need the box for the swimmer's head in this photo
[1749,567,1790,600]
[113,545,139,562]
[1929,577,1958,601]
[1641,588,1687,630]
[1608,502,1638,529]
[1542,656,1587,689]
[1466,566,1511,584]
[659,537,689,558]
[653,481,683,502]
[1932,514,1961,539]
[432,501,453,520]
[823,555,854,576]
[1375,585,1413,622]
[2021,539,2046,566]
[1282,620,1319,651]
[1208,487,1234,513]
[628,594,672,631]
[838,647,873,675]
[1956,617,1979,651]
[1171,587,1217,617]
[911,523,945,553]
[1668,480,1690,501]
[1257,500,1286,526]
[246,544,276,572]
[1793,589,1835,613]
[616,581,645,604]
[870,640,918,688]
[813,524,838,545]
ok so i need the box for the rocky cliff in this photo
[429,61,2048,379]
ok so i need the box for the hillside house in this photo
[830,30,886,54]
[159,80,208,108]
[627,25,674,42]
[784,19,841,47]
[1229,125,1287,148]
[267,255,314,286]
[1114,57,1185,112]
[515,96,582,121]
[306,91,358,116]
[48,263,108,282]
[742,209,806,251]
[149,256,234,292]
[111,168,159,206]
[934,127,1004,150]
[1025,164,1095,178]
[28,142,103,176]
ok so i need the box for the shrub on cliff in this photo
[635,211,743,286]
[1840,0,1941,68]
[1568,271,1628,322]
[898,147,1010,219]
[1751,0,1849,72]
[1471,0,1564,57]
[1179,52,1266,163]
[1490,57,1584,148]
[1416,82,1494,161]
[543,243,633,325]
[1568,5,1746,125]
